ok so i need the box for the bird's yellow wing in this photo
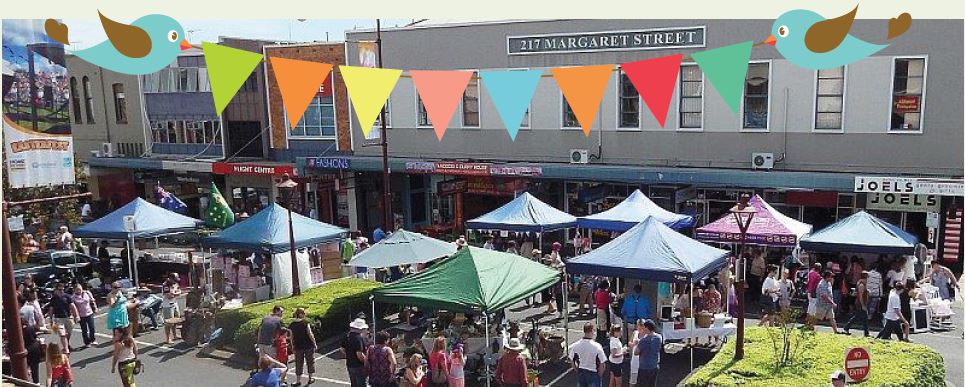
[805,5,858,54]
[98,11,152,59]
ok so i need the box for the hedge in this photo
[213,278,379,357]
[683,327,945,387]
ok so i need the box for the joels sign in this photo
[212,162,296,176]
[855,176,964,197]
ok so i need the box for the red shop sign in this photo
[212,162,296,176]
[894,95,919,113]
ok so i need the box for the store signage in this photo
[926,212,941,228]
[438,179,469,195]
[212,162,295,176]
[489,165,543,177]
[467,177,527,196]
[435,161,491,176]
[894,95,920,113]
[306,157,351,170]
[855,176,964,197]
[865,193,939,213]
[7,215,24,232]
[507,26,705,55]
[405,161,542,178]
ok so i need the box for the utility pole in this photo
[376,19,393,232]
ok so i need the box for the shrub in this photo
[684,327,945,387]
[213,278,379,356]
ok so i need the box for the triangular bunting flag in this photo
[202,42,264,115]
[691,41,753,114]
[339,66,403,138]
[621,54,683,128]
[205,183,234,229]
[269,57,333,129]
[480,70,542,140]
[410,70,473,140]
[551,65,613,136]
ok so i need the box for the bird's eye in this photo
[168,30,179,43]
[778,25,789,38]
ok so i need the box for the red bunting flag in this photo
[410,70,474,140]
[621,54,683,128]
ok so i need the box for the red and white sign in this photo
[212,162,296,176]
[894,95,920,113]
[317,75,334,98]
[844,347,871,382]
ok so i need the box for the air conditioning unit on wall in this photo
[101,142,114,157]
[752,152,774,169]
[570,149,589,164]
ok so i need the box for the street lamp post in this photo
[276,173,301,296]
[729,193,756,360]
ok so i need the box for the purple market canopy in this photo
[695,194,811,247]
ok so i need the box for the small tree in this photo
[763,308,815,369]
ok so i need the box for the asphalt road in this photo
[59,294,963,387]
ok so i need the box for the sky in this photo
[60,19,414,50]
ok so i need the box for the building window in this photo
[69,77,82,124]
[618,71,640,128]
[520,107,531,128]
[562,95,578,128]
[742,62,769,130]
[890,57,925,131]
[679,65,703,130]
[373,98,391,129]
[462,71,480,127]
[82,76,95,124]
[289,94,336,138]
[151,120,220,144]
[240,73,258,92]
[112,83,128,124]
[417,95,431,127]
[814,66,845,130]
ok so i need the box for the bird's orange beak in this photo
[180,39,192,51]
[763,35,777,46]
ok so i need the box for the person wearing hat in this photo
[340,318,370,387]
[495,337,529,387]
[455,236,467,251]
[447,343,466,387]
[876,280,907,340]
[828,370,847,387]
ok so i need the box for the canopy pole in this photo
[689,283,694,372]
[563,268,570,359]
[370,296,376,333]
[127,236,135,286]
[485,313,491,387]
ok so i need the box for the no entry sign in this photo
[845,347,871,382]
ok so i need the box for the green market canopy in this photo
[373,246,559,312]
[346,229,457,269]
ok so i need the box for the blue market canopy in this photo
[566,217,730,283]
[74,197,203,239]
[346,229,457,268]
[203,203,347,253]
[799,210,918,254]
[466,192,576,232]
[577,189,695,231]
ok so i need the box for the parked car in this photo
[13,250,117,287]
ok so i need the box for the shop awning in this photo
[566,217,730,283]
[695,194,812,247]
[577,189,695,231]
[202,203,347,253]
[466,192,576,232]
[74,197,203,239]
[800,210,918,254]
[373,246,559,312]
[346,229,457,268]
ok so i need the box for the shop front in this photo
[304,156,355,228]
[134,169,213,219]
[213,161,296,216]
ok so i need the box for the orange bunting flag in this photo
[269,57,334,129]
[551,64,613,136]
[410,70,474,141]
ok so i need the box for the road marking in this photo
[322,347,342,357]
[76,330,194,355]
[544,367,573,386]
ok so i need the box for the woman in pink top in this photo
[71,283,98,347]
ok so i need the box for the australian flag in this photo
[155,183,188,214]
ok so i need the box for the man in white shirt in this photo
[80,202,92,221]
[569,322,607,387]
[876,281,907,341]
[902,255,918,282]
[760,265,781,326]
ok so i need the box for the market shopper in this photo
[427,336,449,387]
[628,320,645,387]
[760,265,780,326]
[594,280,615,346]
[634,320,662,387]
[447,343,466,387]
[813,271,843,334]
[366,331,397,387]
[867,262,884,321]
[162,274,182,344]
[900,279,915,342]
[111,334,139,387]
[622,284,651,329]
[843,271,871,336]
[248,355,288,387]
[340,318,369,387]
[805,263,823,325]
[47,283,79,352]
[401,354,426,387]
[23,324,44,384]
[257,306,285,357]
[72,283,98,347]
[19,291,44,330]
[877,281,907,341]
[289,308,318,386]
[924,260,959,300]
[569,322,607,387]
[607,326,625,387]
[45,343,74,387]
[106,282,131,342]
[495,338,529,387]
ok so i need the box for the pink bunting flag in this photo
[621,54,683,128]
[410,70,474,140]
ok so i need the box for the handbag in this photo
[87,291,96,312]
[133,357,144,375]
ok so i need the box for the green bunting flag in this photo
[205,183,235,229]
[203,42,264,115]
[691,41,754,115]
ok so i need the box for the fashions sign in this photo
[507,27,705,55]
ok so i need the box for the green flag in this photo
[202,42,264,115]
[692,41,753,115]
[205,183,235,229]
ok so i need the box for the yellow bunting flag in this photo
[339,66,403,137]
[551,64,613,136]
[269,57,333,129]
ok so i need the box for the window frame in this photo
[887,55,927,134]
[615,69,641,131]
[739,60,772,133]
[677,62,705,132]
[284,94,338,140]
[112,83,128,124]
[82,76,95,124]
[460,70,481,128]
[415,88,433,129]
[69,77,82,124]
[811,65,847,133]
[560,89,581,130]
[508,68,533,130]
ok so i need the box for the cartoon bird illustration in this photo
[765,6,912,70]
[44,12,192,75]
